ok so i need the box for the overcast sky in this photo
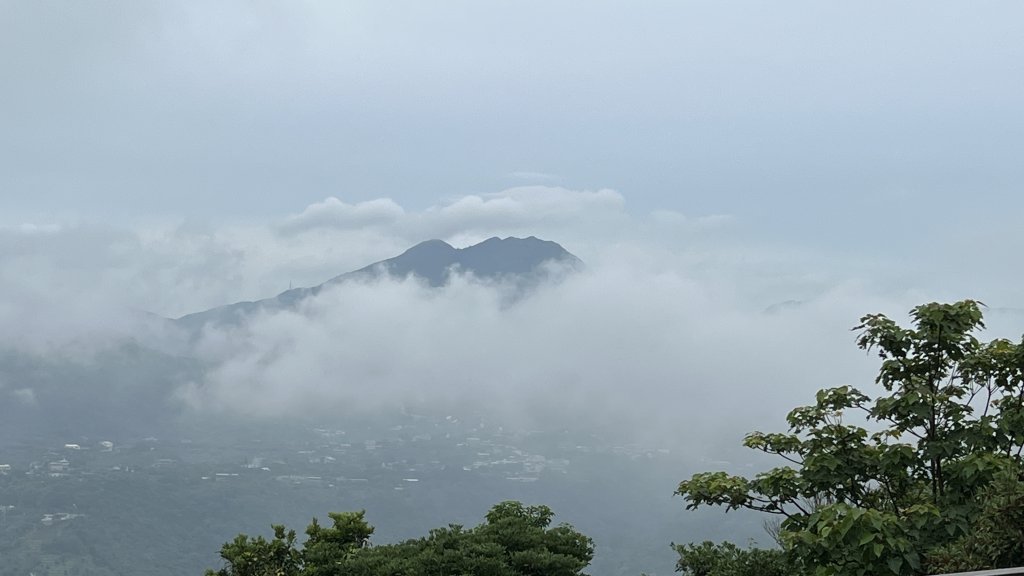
[4,1,1023,305]
[3,2,1024,443]
[3,2,1023,239]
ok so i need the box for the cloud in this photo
[4,184,1019,352]
[432,186,624,224]
[279,197,406,235]
[3,185,1017,358]
[3,1,1023,243]
[277,186,628,244]
[177,250,925,455]
[3,187,1022,450]
[0,223,144,355]
[0,188,641,353]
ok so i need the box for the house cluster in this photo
[1,417,645,499]
[47,459,70,476]
[232,420,581,489]
[5,439,119,479]
[461,444,570,482]
[17,456,75,478]
[40,512,84,525]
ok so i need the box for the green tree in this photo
[205,524,302,576]
[673,541,794,576]
[676,301,1024,576]
[205,501,593,576]
[925,463,1024,572]
[478,501,593,576]
[302,511,374,576]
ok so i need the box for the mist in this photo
[6,187,1014,458]
[4,3,1024,574]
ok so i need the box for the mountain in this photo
[175,236,581,331]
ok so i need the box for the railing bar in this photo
[930,569,1024,576]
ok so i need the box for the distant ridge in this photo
[175,236,581,330]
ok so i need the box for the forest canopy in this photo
[205,500,593,576]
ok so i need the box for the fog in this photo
[183,257,860,446]
[6,187,1020,458]
[4,2,1022,441]
[5,4,1024,574]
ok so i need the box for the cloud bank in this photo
[179,259,896,454]
[2,186,1021,453]
[0,187,735,329]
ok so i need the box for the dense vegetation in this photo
[676,301,1024,575]
[205,501,593,576]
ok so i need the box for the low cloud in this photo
[279,197,406,235]
[429,186,625,231]
[2,187,1020,455]
[278,186,629,248]
[178,255,912,454]
[0,187,639,353]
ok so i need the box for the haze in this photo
[2,3,1023,575]
[3,0,1023,497]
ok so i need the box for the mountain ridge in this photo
[175,236,581,330]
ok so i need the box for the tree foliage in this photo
[676,301,1024,576]
[205,501,593,576]
[673,541,793,576]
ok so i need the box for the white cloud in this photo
[277,187,629,246]
[433,186,624,223]
[2,186,1014,353]
[0,188,639,352]
[2,186,1021,447]
[177,256,922,455]
[279,197,406,235]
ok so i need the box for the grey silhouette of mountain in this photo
[175,236,581,331]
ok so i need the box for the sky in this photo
[2,2,1024,447]
[3,3,1023,232]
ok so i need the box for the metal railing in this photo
[933,565,1024,569]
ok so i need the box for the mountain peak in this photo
[371,236,578,287]
[175,236,581,330]
[403,239,455,254]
